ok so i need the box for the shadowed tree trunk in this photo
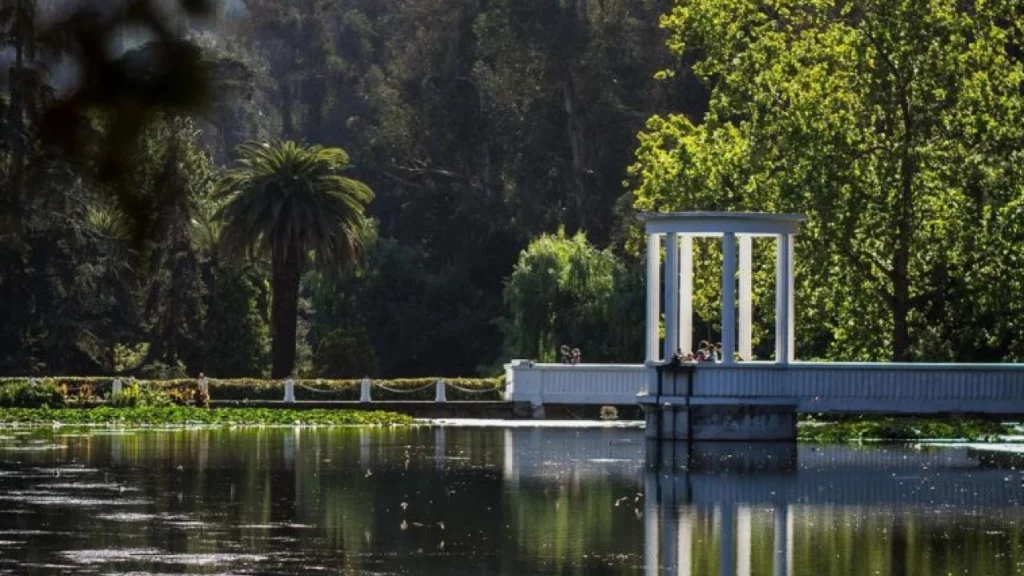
[271,245,305,378]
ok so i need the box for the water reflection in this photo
[0,427,1020,575]
[643,441,1024,575]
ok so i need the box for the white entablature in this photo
[640,212,805,365]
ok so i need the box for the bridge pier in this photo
[641,365,798,442]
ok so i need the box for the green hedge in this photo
[0,378,209,408]
[0,376,506,403]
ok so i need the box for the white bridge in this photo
[505,212,1024,435]
[504,360,1024,415]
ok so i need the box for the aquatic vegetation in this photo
[799,416,1013,443]
[0,407,413,427]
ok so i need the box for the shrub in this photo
[0,379,66,408]
[109,380,211,408]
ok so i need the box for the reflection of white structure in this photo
[498,429,1024,506]
[505,212,1024,437]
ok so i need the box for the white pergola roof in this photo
[640,212,805,237]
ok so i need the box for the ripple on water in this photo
[237,523,314,530]
[42,483,138,493]
[95,513,160,523]
[0,444,67,452]
[0,494,149,507]
[60,548,268,566]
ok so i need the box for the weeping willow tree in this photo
[502,230,643,363]
[217,141,373,378]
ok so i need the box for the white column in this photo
[664,233,680,361]
[721,232,737,365]
[679,235,694,355]
[646,234,662,363]
[738,236,753,361]
[786,235,795,362]
[775,234,794,364]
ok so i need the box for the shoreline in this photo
[0,408,1019,444]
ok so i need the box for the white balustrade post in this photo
[738,235,753,361]
[646,234,662,363]
[112,378,123,398]
[283,378,295,403]
[434,379,447,403]
[721,232,737,364]
[664,233,680,361]
[360,376,372,403]
[775,234,794,364]
[679,235,694,356]
[199,375,209,396]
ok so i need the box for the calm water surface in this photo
[0,426,1021,575]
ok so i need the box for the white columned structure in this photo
[664,233,680,360]
[679,235,694,356]
[738,235,753,361]
[642,212,803,366]
[721,233,737,365]
[646,233,662,363]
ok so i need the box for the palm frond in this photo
[215,140,374,270]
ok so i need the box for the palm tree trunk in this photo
[271,247,304,378]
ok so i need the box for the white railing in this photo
[504,360,647,405]
[690,362,1024,413]
[505,359,1024,413]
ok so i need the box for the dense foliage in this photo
[799,416,1013,443]
[631,0,1024,362]
[2,0,1022,377]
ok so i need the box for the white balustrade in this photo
[505,359,1024,414]
[504,360,647,406]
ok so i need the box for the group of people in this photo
[559,345,582,365]
[673,340,723,364]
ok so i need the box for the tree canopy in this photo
[631,0,1024,361]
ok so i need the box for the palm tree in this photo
[216,141,373,378]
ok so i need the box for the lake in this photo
[0,425,1021,575]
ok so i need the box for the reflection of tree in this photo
[502,477,641,574]
[4,429,1024,575]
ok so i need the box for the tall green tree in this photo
[217,141,373,377]
[502,229,643,363]
[631,0,1024,361]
